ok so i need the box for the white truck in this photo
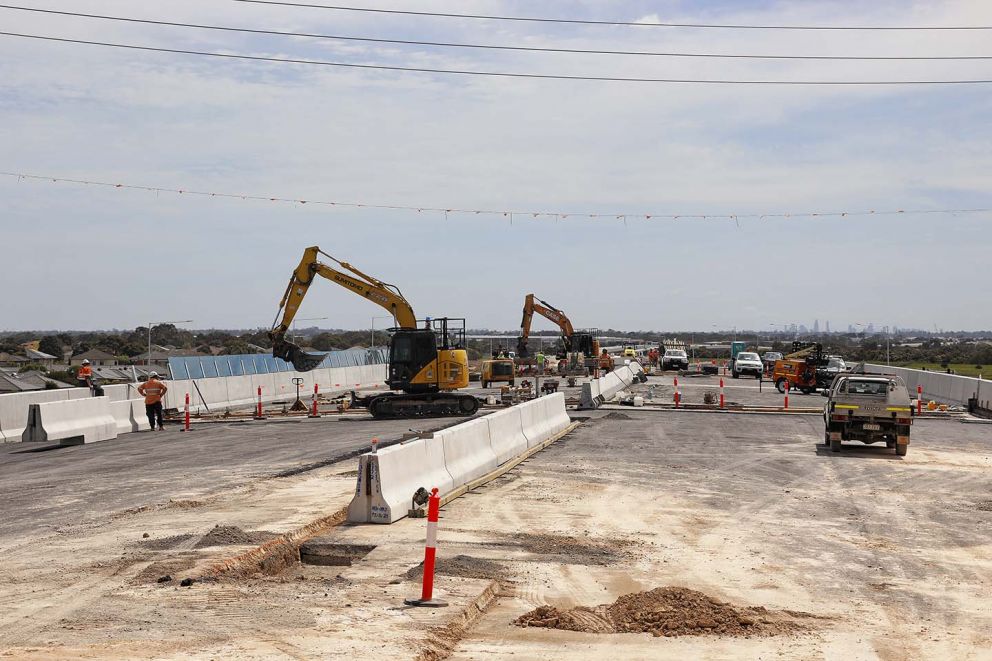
[823,374,914,456]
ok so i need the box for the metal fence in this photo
[168,348,389,380]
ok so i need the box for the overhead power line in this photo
[4,171,990,223]
[232,0,992,31]
[1,5,988,61]
[3,31,992,85]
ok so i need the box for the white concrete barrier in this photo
[102,384,138,402]
[354,433,460,523]
[22,396,118,445]
[863,364,986,408]
[129,399,152,432]
[485,406,529,464]
[519,392,569,448]
[0,389,79,442]
[439,417,498,487]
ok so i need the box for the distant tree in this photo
[18,363,49,374]
[38,335,64,357]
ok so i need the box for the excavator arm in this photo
[516,294,575,358]
[269,246,417,371]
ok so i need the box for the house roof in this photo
[0,373,42,392]
[15,371,73,389]
[0,352,29,363]
[72,348,117,360]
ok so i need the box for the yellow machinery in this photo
[269,246,477,418]
[515,294,600,361]
[481,358,515,389]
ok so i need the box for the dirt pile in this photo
[601,412,633,420]
[194,525,277,548]
[515,587,811,638]
[406,554,507,581]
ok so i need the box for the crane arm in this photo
[269,246,417,370]
[516,293,575,357]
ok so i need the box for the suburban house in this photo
[69,349,118,367]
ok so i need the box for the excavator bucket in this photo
[271,334,326,372]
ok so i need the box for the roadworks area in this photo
[0,373,990,660]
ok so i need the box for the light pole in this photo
[147,319,193,369]
[371,316,394,350]
[293,316,329,345]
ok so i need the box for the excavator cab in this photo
[388,318,469,393]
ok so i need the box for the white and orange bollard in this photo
[674,377,680,408]
[254,386,266,420]
[719,378,725,409]
[917,385,923,415]
[404,487,447,607]
[180,392,192,432]
[784,380,790,410]
[371,437,379,454]
[309,384,321,418]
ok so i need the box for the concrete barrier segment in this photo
[485,406,529,464]
[21,396,118,445]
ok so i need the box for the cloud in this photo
[0,0,989,331]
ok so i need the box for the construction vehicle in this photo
[268,246,478,419]
[823,373,913,455]
[515,294,599,373]
[480,358,515,389]
[772,342,832,394]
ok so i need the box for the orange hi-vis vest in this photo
[137,379,168,405]
[77,365,93,380]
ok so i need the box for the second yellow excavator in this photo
[269,246,478,418]
[515,294,600,364]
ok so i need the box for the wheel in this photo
[732,371,739,379]
[895,443,908,456]
[830,438,842,452]
[823,428,831,446]
[885,439,895,448]
[459,396,479,415]
[776,379,787,394]
[801,387,813,395]
[509,380,515,386]
[481,381,487,389]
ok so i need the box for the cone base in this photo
[403,598,448,608]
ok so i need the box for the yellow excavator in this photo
[269,246,478,418]
[516,294,599,363]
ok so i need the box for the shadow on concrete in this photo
[813,444,903,461]
[12,444,69,454]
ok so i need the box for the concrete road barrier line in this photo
[519,392,569,448]
[438,417,498,489]
[363,438,437,524]
[346,454,373,523]
[0,389,73,442]
[22,396,118,445]
[110,400,135,435]
[438,421,580,510]
[485,406,528,464]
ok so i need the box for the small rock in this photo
[157,575,172,583]
[142,533,150,538]
[180,578,195,587]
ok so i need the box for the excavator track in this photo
[366,392,479,419]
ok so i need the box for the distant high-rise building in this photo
[799,324,809,334]
[848,324,855,334]
[825,321,831,333]
[867,323,875,334]
[813,319,820,334]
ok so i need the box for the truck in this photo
[822,373,914,456]
[481,358,516,389]
[662,348,689,371]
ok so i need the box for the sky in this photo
[0,0,990,333]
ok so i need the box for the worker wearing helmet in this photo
[599,349,614,373]
[76,359,94,391]
[137,372,169,431]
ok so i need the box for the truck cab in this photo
[823,374,913,456]
[662,348,689,371]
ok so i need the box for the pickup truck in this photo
[662,348,689,371]
[822,374,913,456]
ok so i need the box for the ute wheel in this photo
[732,371,739,379]
[895,443,908,456]
[481,381,487,389]
[776,379,788,394]
[823,429,831,446]
[830,438,842,453]
[886,439,896,448]
[459,396,479,415]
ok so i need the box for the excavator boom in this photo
[517,294,575,357]
[269,246,417,371]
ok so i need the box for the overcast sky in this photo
[1,0,990,333]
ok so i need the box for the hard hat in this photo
[149,371,159,378]
[81,359,91,365]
